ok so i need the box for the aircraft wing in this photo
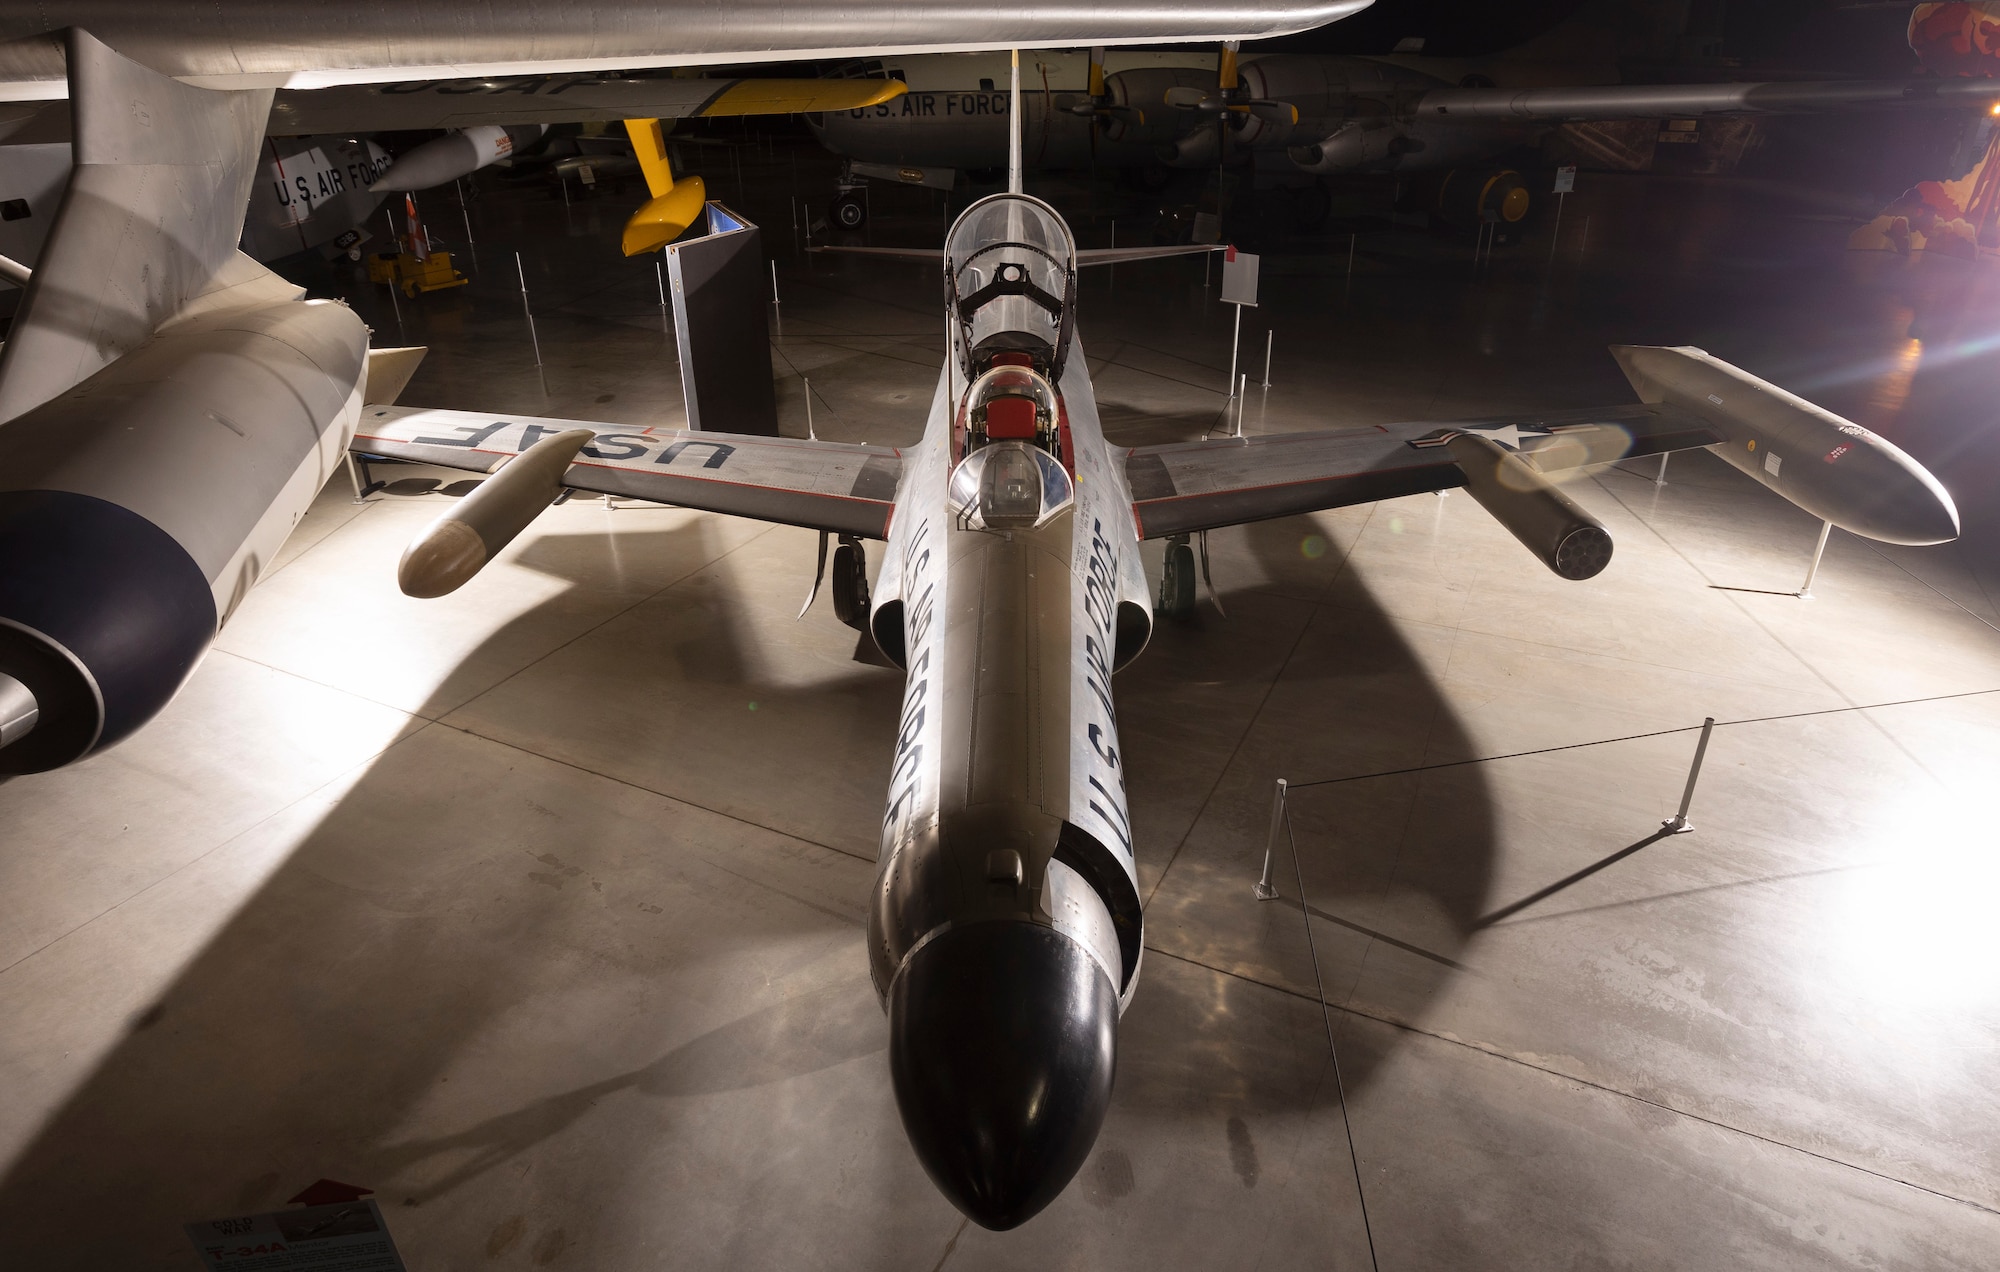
[808,244,1222,266]
[1413,77,2000,122]
[352,406,903,539]
[1123,402,1718,539]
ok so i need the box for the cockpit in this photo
[945,194,1078,473]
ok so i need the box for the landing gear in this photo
[1158,537,1196,620]
[832,192,867,230]
[832,536,871,630]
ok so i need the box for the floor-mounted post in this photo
[1655,451,1670,487]
[1797,519,1834,598]
[515,251,542,367]
[1662,717,1716,834]
[1262,330,1273,389]
[1227,302,1243,399]
[1255,777,1288,900]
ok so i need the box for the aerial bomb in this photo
[1446,431,1614,580]
[1611,345,1959,546]
[398,427,594,597]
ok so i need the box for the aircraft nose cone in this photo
[890,920,1118,1230]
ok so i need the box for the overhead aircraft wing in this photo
[353,405,903,539]
[1123,402,1717,539]
[808,244,1222,266]
[268,76,907,137]
[1413,77,2000,122]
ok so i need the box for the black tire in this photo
[1158,542,1196,620]
[833,194,867,230]
[833,542,870,631]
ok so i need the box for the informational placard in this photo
[185,1199,408,1271]
[1552,165,1577,194]
[666,201,780,435]
[1220,247,1259,307]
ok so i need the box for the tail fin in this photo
[0,29,273,423]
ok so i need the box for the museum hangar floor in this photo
[2,147,1998,1269]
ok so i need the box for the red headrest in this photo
[990,352,1035,369]
[985,397,1038,439]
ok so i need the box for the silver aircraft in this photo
[0,24,1964,1231]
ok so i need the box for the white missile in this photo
[374,124,543,193]
[397,427,594,597]
[1612,345,1959,546]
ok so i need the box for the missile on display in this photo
[1444,431,1614,580]
[398,428,595,597]
[374,124,545,192]
[1611,345,1960,546]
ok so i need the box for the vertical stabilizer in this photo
[0,29,272,423]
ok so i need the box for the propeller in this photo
[1065,47,1146,161]
[1161,44,1299,128]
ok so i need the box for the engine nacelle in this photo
[1289,121,1399,173]
[1445,432,1614,580]
[0,297,367,773]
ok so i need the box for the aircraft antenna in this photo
[1008,48,1023,194]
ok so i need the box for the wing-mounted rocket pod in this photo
[1445,431,1614,580]
[1611,345,1959,546]
[398,428,595,598]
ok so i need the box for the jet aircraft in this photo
[0,18,1963,1232]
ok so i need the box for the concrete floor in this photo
[3,138,2000,1268]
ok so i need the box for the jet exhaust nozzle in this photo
[1445,432,1614,580]
[889,920,1117,1230]
[398,428,595,597]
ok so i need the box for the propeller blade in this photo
[1246,100,1299,126]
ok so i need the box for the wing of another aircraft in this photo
[1123,402,1716,539]
[353,406,902,539]
[808,244,1220,266]
[1414,77,2000,122]
[269,76,907,137]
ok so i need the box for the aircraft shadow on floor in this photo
[0,509,1499,1260]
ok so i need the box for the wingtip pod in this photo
[1610,344,1960,546]
[397,428,594,597]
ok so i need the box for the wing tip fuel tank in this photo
[1609,344,1960,547]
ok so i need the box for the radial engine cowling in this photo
[0,297,367,774]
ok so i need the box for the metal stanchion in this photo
[1254,778,1288,900]
[1655,451,1670,487]
[456,178,478,272]
[1227,303,1242,399]
[515,251,542,367]
[1262,330,1273,389]
[1662,718,1715,834]
[804,376,816,440]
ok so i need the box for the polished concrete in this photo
[3,139,1999,1268]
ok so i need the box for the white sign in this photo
[186,1200,408,1270]
[1552,165,1576,194]
[1221,248,1259,307]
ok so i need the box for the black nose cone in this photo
[890,920,1118,1229]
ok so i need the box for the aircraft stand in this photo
[1797,519,1834,598]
